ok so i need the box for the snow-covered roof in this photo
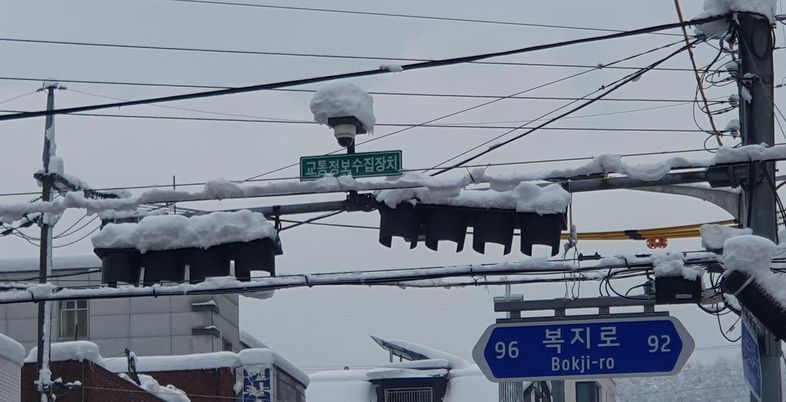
[0,254,99,273]
[104,348,309,387]
[370,336,470,370]
[25,341,103,366]
[239,330,270,349]
[307,364,500,402]
[0,333,25,365]
[308,370,376,402]
[366,367,448,381]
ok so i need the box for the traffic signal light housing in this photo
[723,270,786,340]
[95,238,282,287]
[378,203,566,256]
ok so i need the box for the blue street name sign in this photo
[473,315,694,382]
[741,318,762,401]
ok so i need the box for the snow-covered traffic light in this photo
[376,182,569,256]
[378,203,565,256]
[92,210,281,286]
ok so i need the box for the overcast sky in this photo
[0,0,784,372]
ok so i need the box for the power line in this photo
[49,112,712,133]
[0,37,697,72]
[430,39,699,176]
[62,87,698,125]
[0,14,727,123]
[164,0,683,37]
[240,39,697,181]
[0,76,725,104]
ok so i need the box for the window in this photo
[60,300,88,339]
[384,387,433,402]
[223,338,233,351]
[575,381,600,402]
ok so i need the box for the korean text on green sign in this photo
[300,150,402,181]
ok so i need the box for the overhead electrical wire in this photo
[0,76,727,104]
[0,14,727,123]
[55,88,701,127]
[0,37,695,72]
[429,38,701,175]
[240,38,697,181]
[162,0,683,36]
[48,112,712,134]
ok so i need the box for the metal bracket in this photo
[495,296,657,319]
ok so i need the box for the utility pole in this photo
[35,82,59,400]
[736,13,781,402]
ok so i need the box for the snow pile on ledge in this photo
[138,374,190,402]
[652,253,703,280]
[92,210,277,252]
[26,341,103,365]
[701,224,752,251]
[377,182,570,215]
[0,333,25,365]
[721,235,777,275]
[310,82,375,132]
[0,254,100,273]
[696,0,777,38]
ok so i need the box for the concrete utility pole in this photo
[736,13,781,402]
[36,82,59,400]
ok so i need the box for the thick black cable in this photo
[0,15,727,123]
[240,39,692,181]
[430,39,700,176]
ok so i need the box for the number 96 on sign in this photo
[472,316,694,381]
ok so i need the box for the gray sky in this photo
[0,0,783,371]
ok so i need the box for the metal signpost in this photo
[742,318,763,401]
[300,150,402,181]
[473,314,694,382]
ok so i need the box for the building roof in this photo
[307,337,505,402]
[0,254,100,273]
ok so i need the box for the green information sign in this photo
[300,150,403,181]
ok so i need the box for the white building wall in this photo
[0,266,242,357]
[0,356,21,402]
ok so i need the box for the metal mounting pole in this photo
[737,13,781,402]
[36,83,58,400]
